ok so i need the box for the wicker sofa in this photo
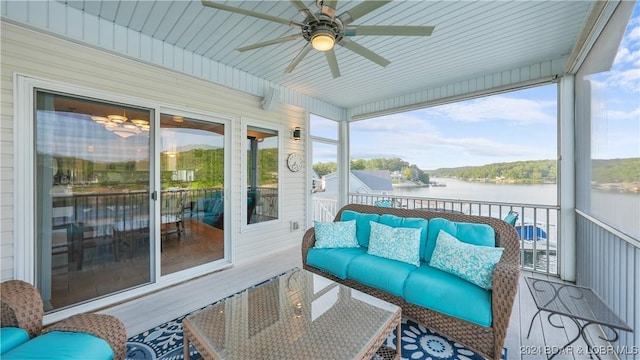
[301,204,520,360]
[1,280,126,359]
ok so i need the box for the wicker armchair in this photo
[1,280,127,360]
[301,204,521,360]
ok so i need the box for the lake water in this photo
[393,178,557,205]
[393,178,640,273]
[394,178,639,239]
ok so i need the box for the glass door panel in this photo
[246,126,279,225]
[35,91,151,311]
[311,141,338,223]
[160,114,225,275]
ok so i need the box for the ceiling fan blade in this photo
[345,25,435,37]
[325,49,341,78]
[237,34,303,52]
[337,0,391,26]
[201,0,302,28]
[290,0,316,19]
[338,38,390,67]
[285,44,313,74]
[320,0,338,18]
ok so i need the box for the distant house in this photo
[322,170,394,195]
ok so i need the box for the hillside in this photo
[428,160,557,184]
[428,158,639,189]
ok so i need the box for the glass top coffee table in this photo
[183,268,401,359]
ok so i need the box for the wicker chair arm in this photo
[301,227,317,265]
[491,260,520,357]
[44,313,127,360]
[0,280,44,338]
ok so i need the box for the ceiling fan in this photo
[201,0,435,78]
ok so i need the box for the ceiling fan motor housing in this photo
[302,16,343,44]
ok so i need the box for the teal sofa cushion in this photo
[2,331,114,360]
[404,264,493,327]
[314,220,359,248]
[340,210,380,247]
[306,247,367,279]
[0,328,29,355]
[347,254,415,296]
[424,218,496,262]
[430,230,504,290]
[379,214,429,261]
[368,221,421,266]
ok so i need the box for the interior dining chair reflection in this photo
[161,190,186,240]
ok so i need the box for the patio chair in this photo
[503,210,519,226]
[374,199,393,207]
[1,280,126,359]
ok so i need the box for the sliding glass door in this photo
[160,113,226,275]
[33,89,229,312]
[35,91,152,310]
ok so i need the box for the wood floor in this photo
[99,247,614,360]
[50,218,224,310]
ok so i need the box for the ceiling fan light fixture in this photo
[311,30,335,51]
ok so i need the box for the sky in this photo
[324,3,640,171]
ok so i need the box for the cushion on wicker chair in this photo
[0,327,29,355]
[2,331,114,360]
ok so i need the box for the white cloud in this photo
[614,47,640,67]
[629,25,640,41]
[607,68,640,92]
[423,96,556,124]
[607,106,640,122]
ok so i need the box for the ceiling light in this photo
[107,114,127,124]
[311,30,335,51]
[91,112,150,139]
[131,119,149,126]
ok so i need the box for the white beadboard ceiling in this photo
[59,0,594,108]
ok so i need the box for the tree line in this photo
[313,157,430,184]
[428,160,557,183]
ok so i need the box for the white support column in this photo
[337,111,350,208]
[559,75,576,281]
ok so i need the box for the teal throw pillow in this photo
[367,221,421,266]
[314,220,359,249]
[340,210,380,247]
[429,230,504,290]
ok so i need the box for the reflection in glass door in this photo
[35,91,151,311]
[160,114,225,275]
[311,141,338,223]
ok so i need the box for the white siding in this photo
[1,0,345,122]
[0,22,306,280]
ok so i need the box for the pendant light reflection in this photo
[91,113,150,139]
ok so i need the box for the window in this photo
[575,4,640,240]
[245,124,280,225]
[310,114,340,223]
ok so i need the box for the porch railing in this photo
[311,193,560,275]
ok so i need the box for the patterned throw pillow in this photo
[429,230,504,290]
[368,221,421,266]
[314,220,359,248]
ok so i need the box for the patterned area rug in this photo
[126,271,505,360]
[126,314,505,360]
